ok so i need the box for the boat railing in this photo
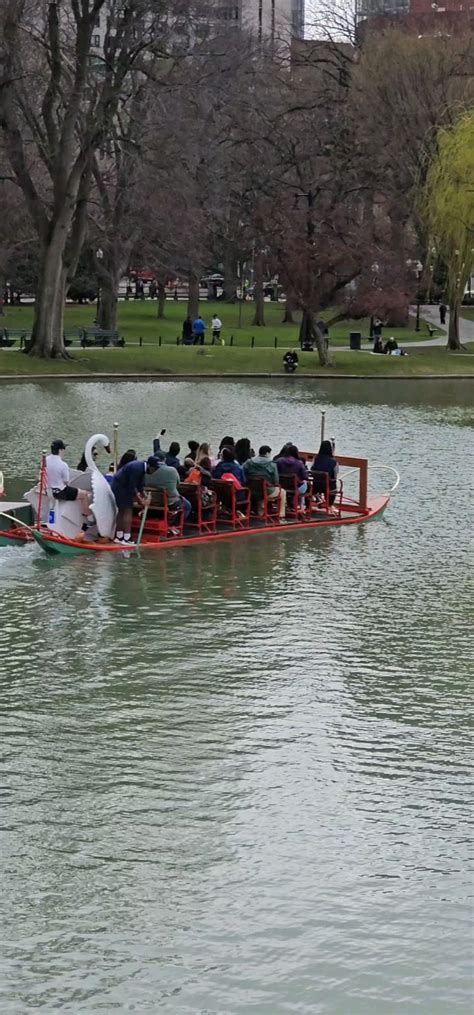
[302,452,369,514]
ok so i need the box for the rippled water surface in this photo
[1,379,473,1014]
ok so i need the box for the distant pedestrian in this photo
[439,302,447,325]
[373,318,383,339]
[211,315,223,345]
[193,316,206,345]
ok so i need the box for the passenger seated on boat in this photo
[212,448,247,508]
[275,445,309,510]
[186,457,212,486]
[111,455,159,545]
[196,443,214,468]
[235,438,254,465]
[212,448,245,484]
[77,445,97,471]
[311,440,339,509]
[152,437,186,479]
[244,446,286,520]
[145,452,191,520]
[218,436,235,457]
[117,449,137,470]
[273,442,292,461]
[187,440,200,462]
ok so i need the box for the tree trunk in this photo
[252,251,265,326]
[98,278,118,331]
[157,282,166,319]
[299,308,330,367]
[29,237,68,358]
[282,297,295,323]
[223,252,238,303]
[447,301,462,350]
[187,274,199,319]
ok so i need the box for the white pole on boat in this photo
[320,411,326,445]
[113,423,119,472]
[36,450,47,530]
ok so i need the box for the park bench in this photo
[0,328,76,349]
[0,328,29,348]
[0,328,17,348]
[80,327,125,348]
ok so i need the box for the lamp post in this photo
[96,247,103,323]
[414,259,423,332]
[294,190,316,350]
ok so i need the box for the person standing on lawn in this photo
[193,316,207,345]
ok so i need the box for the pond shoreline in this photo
[1,371,474,383]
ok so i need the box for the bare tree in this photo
[0,0,176,357]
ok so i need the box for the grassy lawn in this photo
[0,300,434,349]
[460,307,474,322]
[1,342,473,377]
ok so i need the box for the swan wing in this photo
[90,470,117,538]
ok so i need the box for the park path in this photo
[338,306,474,351]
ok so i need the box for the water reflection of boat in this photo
[1,452,398,558]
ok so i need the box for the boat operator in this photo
[111,455,159,545]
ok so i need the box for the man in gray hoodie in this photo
[243,445,286,520]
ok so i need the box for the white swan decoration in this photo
[86,434,117,539]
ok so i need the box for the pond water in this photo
[0,379,472,1014]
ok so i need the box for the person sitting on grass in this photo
[384,336,398,355]
[283,350,299,373]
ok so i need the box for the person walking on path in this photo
[439,302,447,325]
[193,316,206,345]
[211,315,223,345]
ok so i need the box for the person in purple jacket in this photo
[275,444,309,510]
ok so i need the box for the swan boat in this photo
[0,436,399,558]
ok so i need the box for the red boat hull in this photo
[22,495,390,556]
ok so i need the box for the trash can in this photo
[349,331,361,351]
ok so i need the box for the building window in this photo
[93,34,101,46]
